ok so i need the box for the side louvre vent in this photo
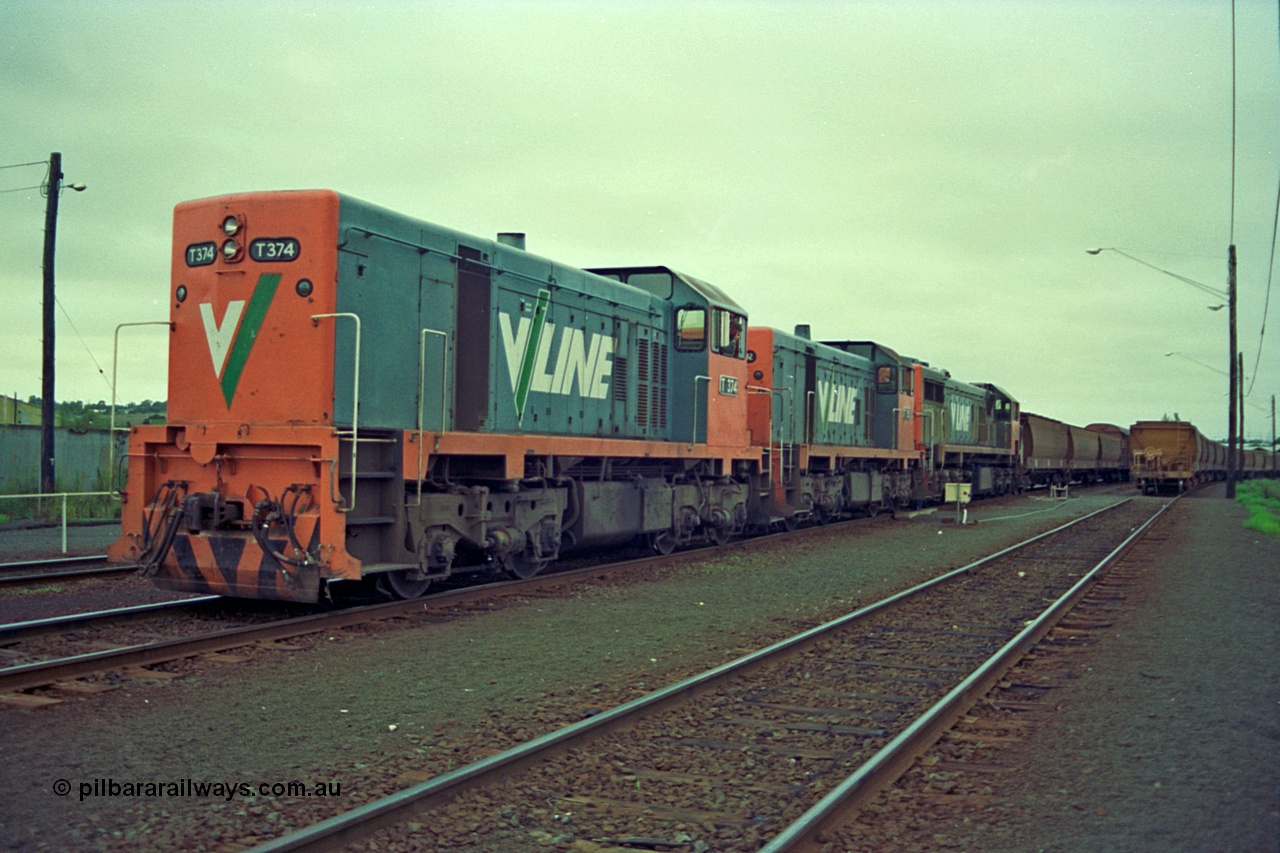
[613,356,628,406]
[635,338,668,433]
[636,340,650,428]
[651,342,668,430]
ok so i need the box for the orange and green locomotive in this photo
[110,191,758,601]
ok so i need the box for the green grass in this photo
[1236,480,1280,537]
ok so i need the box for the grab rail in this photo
[411,328,449,507]
[311,313,361,513]
[108,321,173,492]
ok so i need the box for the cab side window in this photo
[675,306,706,352]
[711,309,746,359]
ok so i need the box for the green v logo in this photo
[512,288,552,424]
[199,273,281,406]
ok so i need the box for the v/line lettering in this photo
[500,310,616,413]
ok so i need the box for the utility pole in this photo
[1238,351,1244,471]
[1226,244,1237,499]
[40,152,61,495]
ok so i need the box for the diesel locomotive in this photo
[108,190,1172,602]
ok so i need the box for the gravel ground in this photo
[0,521,121,563]
[1,485,1270,851]
[947,483,1280,853]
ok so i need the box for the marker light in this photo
[295,279,314,297]
[176,285,188,303]
[222,215,241,236]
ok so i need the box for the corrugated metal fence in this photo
[0,425,127,494]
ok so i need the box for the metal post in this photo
[40,152,62,495]
[1226,244,1237,498]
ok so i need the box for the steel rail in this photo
[244,497,1137,853]
[0,597,221,639]
[0,531,801,695]
[0,554,108,572]
[758,494,1177,852]
[0,564,133,588]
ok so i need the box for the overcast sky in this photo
[3,0,1277,441]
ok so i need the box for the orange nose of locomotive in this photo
[109,191,358,602]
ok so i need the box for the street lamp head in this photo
[67,184,86,192]
[1207,304,1225,311]
[1085,248,1105,255]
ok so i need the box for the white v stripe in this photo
[200,301,245,378]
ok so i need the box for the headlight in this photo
[222,239,240,260]
[222,215,241,236]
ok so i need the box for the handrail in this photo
[109,321,173,493]
[411,328,449,507]
[311,313,361,513]
[918,409,935,471]
[747,385,773,477]
[774,387,793,482]
[805,389,815,446]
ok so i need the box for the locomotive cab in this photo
[587,266,750,451]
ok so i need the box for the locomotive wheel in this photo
[376,570,432,600]
[648,531,677,555]
[705,526,732,546]
[503,552,548,580]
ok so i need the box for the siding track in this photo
[246,496,1171,852]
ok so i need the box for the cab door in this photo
[705,308,749,448]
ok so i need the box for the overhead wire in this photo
[53,296,113,394]
[1244,2,1280,399]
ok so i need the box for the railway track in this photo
[0,488,1124,708]
[241,495,1170,852]
[0,530,789,701]
[0,555,129,588]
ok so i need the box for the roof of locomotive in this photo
[767,327,876,369]
[819,339,910,365]
[330,193,667,311]
[586,264,747,314]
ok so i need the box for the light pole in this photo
[1087,246,1237,498]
